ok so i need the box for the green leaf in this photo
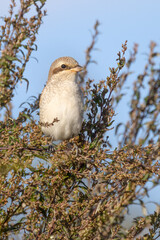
[4,55,22,63]
[142,173,149,181]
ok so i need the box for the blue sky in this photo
[1,0,160,124]
[1,0,160,226]
[1,0,160,149]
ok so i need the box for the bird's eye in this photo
[61,64,67,69]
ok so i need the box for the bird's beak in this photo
[71,65,83,72]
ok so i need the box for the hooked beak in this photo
[71,65,83,72]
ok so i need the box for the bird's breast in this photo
[40,80,83,140]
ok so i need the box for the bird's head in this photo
[47,56,83,83]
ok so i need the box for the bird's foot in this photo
[47,144,56,153]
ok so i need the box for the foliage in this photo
[115,42,160,147]
[0,0,46,115]
[0,1,160,239]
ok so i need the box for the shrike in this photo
[39,57,84,141]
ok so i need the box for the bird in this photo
[39,56,84,142]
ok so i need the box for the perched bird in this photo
[39,56,84,141]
